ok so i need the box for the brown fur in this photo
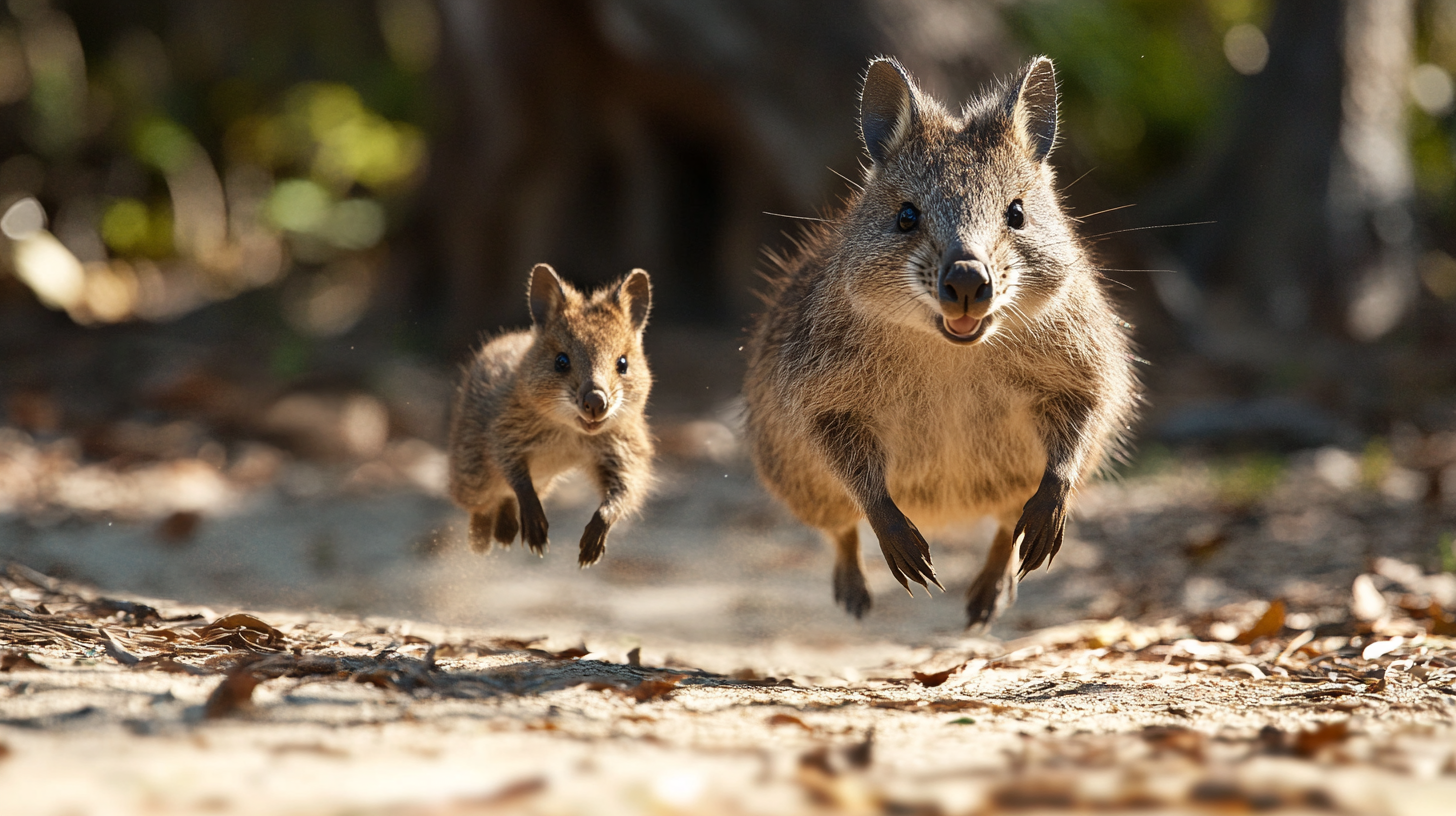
[448,263,655,566]
[744,57,1139,626]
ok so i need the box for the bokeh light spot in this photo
[1,194,45,238]
[1223,23,1268,76]
[267,178,331,233]
[321,198,386,250]
[1411,63,1455,116]
[100,197,148,253]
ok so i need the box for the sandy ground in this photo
[4,414,1456,814]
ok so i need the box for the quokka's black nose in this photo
[582,390,608,420]
[940,260,993,308]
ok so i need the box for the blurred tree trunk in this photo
[1162,0,1416,351]
[413,0,1014,352]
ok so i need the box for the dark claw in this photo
[833,561,872,619]
[1016,471,1069,577]
[578,512,610,567]
[520,499,549,556]
[870,504,942,595]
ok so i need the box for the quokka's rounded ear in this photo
[618,268,651,330]
[1008,56,1058,162]
[861,57,918,166]
[529,263,566,325]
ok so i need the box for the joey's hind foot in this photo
[578,512,610,567]
[468,512,495,554]
[493,498,519,546]
[833,563,872,619]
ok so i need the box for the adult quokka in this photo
[448,264,654,567]
[744,57,1139,626]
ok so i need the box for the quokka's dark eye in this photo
[554,353,571,372]
[1006,199,1025,230]
[617,355,628,375]
[896,203,919,232]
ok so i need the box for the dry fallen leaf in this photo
[767,713,813,731]
[204,666,262,719]
[627,674,685,702]
[0,651,47,671]
[199,613,286,651]
[1292,720,1351,758]
[912,666,957,687]
[1234,599,1286,645]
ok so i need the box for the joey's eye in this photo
[554,353,571,372]
[1006,199,1025,230]
[617,355,628,375]
[896,203,919,232]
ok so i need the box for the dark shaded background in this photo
[0,0,1454,487]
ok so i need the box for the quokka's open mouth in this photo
[578,415,608,432]
[937,312,991,345]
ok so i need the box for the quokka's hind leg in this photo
[832,524,872,619]
[468,511,496,554]
[965,521,1018,629]
[493,496,519,546]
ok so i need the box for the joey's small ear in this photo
[618,268,651,330]
[861,57,917,165]
[1009,57,1058,162]
[528,263,565,325]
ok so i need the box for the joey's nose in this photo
[582,390,608,421]
[939,260,993,309]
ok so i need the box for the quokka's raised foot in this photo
[744,56,1139,628]
[447,263,655,568]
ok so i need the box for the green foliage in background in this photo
[1004,0,1263,193]
[0,1,440,334]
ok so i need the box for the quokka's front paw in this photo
[520,501,549,555]
[1016,472,1069,576]
[869,502,942,594]
[578,512,610,567]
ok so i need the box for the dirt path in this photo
[4,427,1456,814]
[4,569,1456,816]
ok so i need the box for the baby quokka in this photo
[448,264,655,566]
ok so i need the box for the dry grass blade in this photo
[100,631,139,666]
